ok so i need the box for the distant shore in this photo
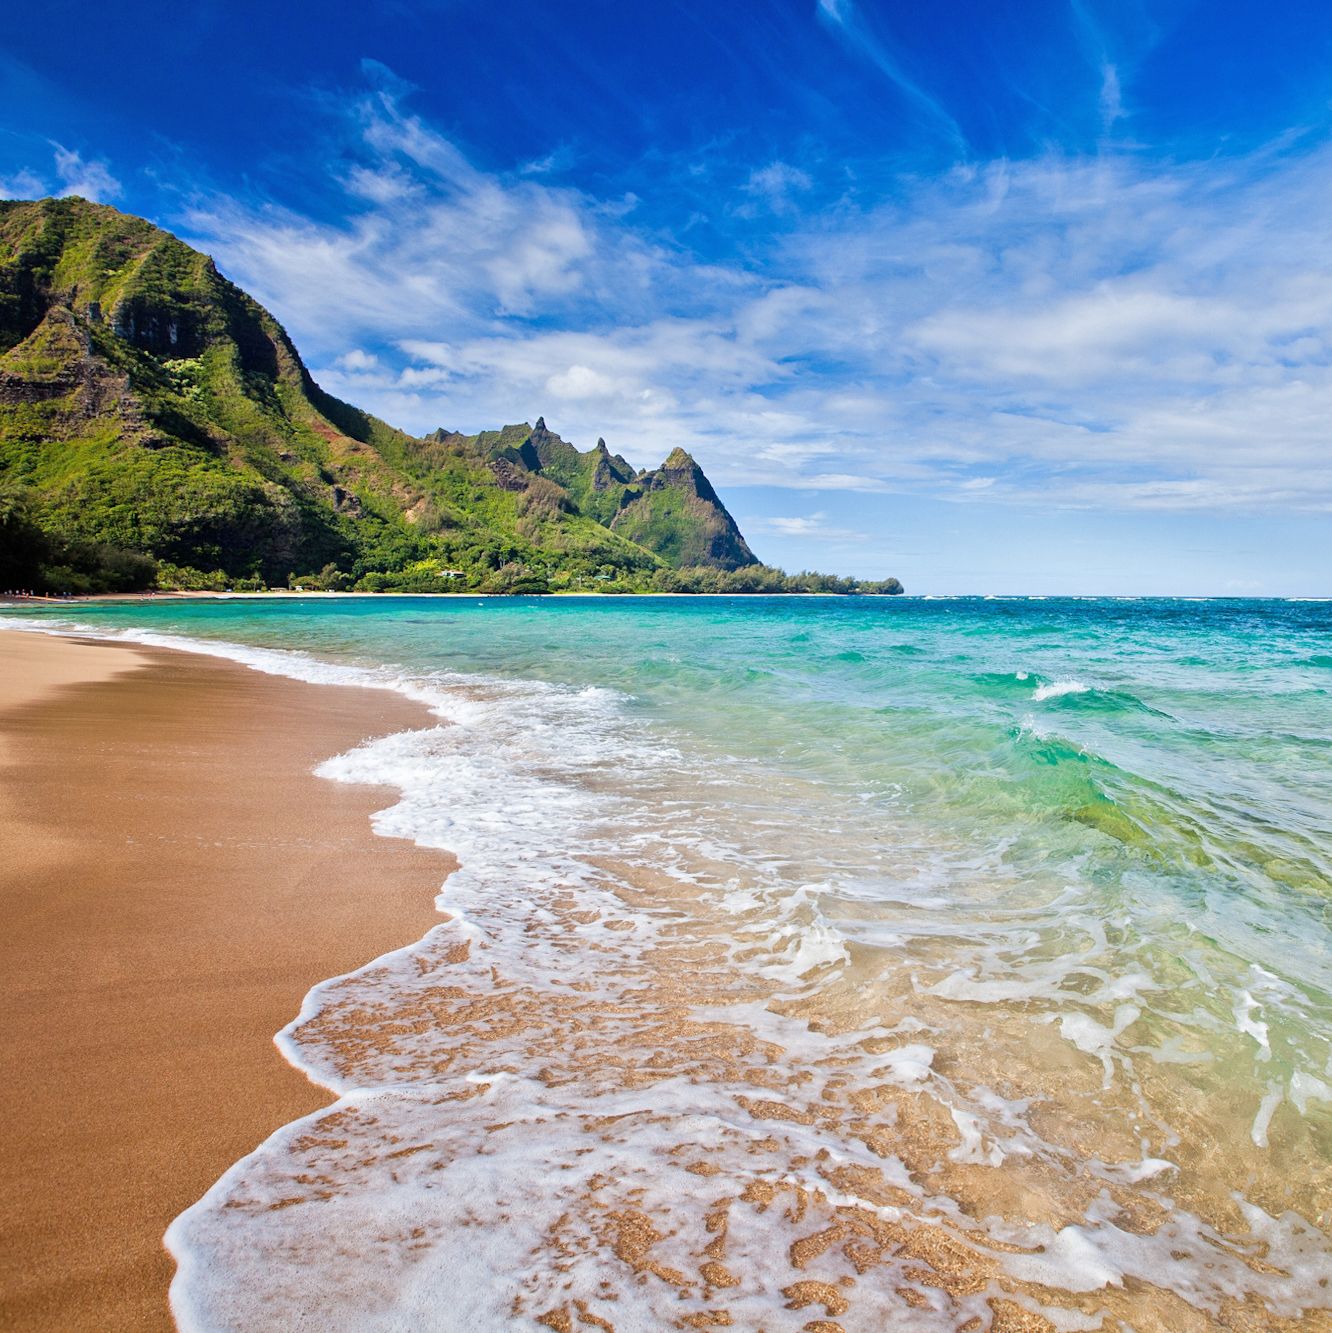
[0,588,866,602]
[0,631,450,1330]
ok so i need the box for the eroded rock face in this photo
[0,307,137,426]
[331,486,363,516]
[487,457,531,492]
[113,300,200,358]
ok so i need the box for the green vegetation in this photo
[0,478,157,593]
[0,197,903,597]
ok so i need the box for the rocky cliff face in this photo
[0,197,760,588]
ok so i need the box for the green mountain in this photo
[453,417,757,569]
[0,197,901,596]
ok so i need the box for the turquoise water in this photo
[12,594,1329,972]
[6,594,1332,1327]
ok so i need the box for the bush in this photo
[155,562,228,591]
[516,476,572,520]
[288,562,351,591]
[0,480,50,588]
[36,540,158,594]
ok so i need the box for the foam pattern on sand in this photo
[141,642,1328,1330]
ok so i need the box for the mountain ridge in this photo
[0,197,901,596]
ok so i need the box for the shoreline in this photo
[0,630,452,1330]
[2,591,1322,606]
[0,589,869,602]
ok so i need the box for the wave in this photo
[1028,677,1174,719]
[1032,678,1090,701]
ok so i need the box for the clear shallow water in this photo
[4,595,1331,1330]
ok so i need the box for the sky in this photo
[2,0,1331,593]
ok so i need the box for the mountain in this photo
[453,417,757,568]
[0,197,901,596]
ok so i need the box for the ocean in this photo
[4,594,1330,1329]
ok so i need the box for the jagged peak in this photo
[533,415,547,432]
[662,446,698,470]
[596,437,608,452]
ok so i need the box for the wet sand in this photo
[0,631,450,1331]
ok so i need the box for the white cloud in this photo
[744,162,814,214]
[815,0,966,149]
[0,167,44,199]
[335,348,381,372]
[181,85,676,341]
[0,146,123,204]
[52,145,121,202]
[545,363,618,400]
[1099,63,1123,130]
[754,512,866,541]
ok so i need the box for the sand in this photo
[0,631,451,1331]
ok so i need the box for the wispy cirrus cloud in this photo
[0,166,44,199]
[741,161,814,216]
[814,0,967,151]
[52,145,122,202]
[752,512,866,541]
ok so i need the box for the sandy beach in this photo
[0,631,450,1331]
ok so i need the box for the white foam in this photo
[1251,1084,1283,1148]
[949,1107,1006,1166]
[1032,678,1092,701]
[1290,1070,1332,1115]
[1233,990,1271,1060]
[1058,1004,1140,1087]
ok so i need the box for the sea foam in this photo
[1032,677,1092,701]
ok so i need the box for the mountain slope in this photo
[0,197,900,596]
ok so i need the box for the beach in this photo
[0,631,449,1331]
[0,597,1328,1331]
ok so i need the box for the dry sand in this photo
[0,631,451,1331]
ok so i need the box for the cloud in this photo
[52,145,121,202]
[1099,63,1123,130]
[335,348,381,373]
[180,82,673,344]
[754,512,866,540]
[173,67,1332,517]
[0,146,122,204]
[815,0,966,151]
[744,162,814,214]
[0,167,44,199]
[544,363,619,401]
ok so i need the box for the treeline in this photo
[211,560,904,596]
[644,565,903,596]
[1,481,903,598]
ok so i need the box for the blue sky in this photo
[3,0,1331,593]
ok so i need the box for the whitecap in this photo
[1032,678,1092,702]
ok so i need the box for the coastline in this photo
[0,604,1325,1328]
[0,631,451,1331]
